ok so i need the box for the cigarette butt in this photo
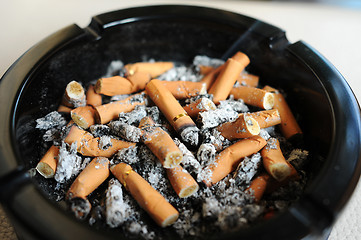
[209,55,250,104]
[64,125,93,149]
[217,114,260,140]
[263,85,302,139]
[183,98,216,118]
[203,135,267,187]
[139,116,183,168]
[239,109,281,128]
[145,79,199,146]
[36,145,59,178]
[94,93,146,124]
[86,84,102,107]
[200,65,222,90]
[67,157,110,200]
[126,71,152,91]
[245,173,270,202]
[261,138,293,182]
[166,165,199,198]
[161,81,206,100]
[110,163,179,227]
[230,86,274,110]
[198,65,215,75]
[78,137,136,158]
[124,62,174,78]
[236,72,259,87]
[265,163,299,193]
[71,106,96,129]
[57,105,72,113]
[62,81,86,108]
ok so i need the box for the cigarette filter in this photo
[110,163,179,227]
[57,105,72,113]
[71,106,96,129]
[230,86,274,110]
[245,173,271,202]
[62,80,86,108]
[200,65,222,90]
[94,93,146,124]
[236,72,259,88]
[67,157,110,200]
[139,116,183,168]
[217,114,260,140]
[183,98,216,118]
[198,65,215,75]
[261,138,293,182]
[161,81,206,99]
[64,125,94,149]
[86,84,102,107]
[203,135,267,187]
[263,85,302,139]
[240,109,281,129]
[166,165,199,198]
[36,145,60,178]
[124,61,174,78]
[145,79,199,146]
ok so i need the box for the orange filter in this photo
[236,72,259,87]
[36,145,60,178]
[263,85,302,139]
[261,138,293,182]
[230,86,274,110]
[71,106,96,129]
[183,98,216,118]
[166,165,199,198]
[245,173,271,202]
[239,109,281,128]
[124,62,174,78]
[161,81,206,99]
[64,125,93,149]
[62,80,86,108]
[110,163,179,227]
[86,84,102,107]
[67,157,110,200]
[200,65,222,90]
[57,105,72,113]
[203,136,267,187]
[217,114,260,140]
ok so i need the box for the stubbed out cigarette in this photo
[145,79,200,146]
[230,86,274,110]
[139,116,183,168]
[161,81,206,99]
[71,106,96,129]
[240,109,281,129]
[57,105,72,113]
[245,173,270,202]
[62,81,86,108]
[198,65,215,75]
[94,92,146,124]
[64,125,94,149]
[200,65,222,90]
[261,138,293,182]
[95,73,151,96]
[36,145,59,178]
[86,84,102,107]
[263,85,302,139]
[78,137,136,158]
[166,165,199,198]
[67,157,110,200]
[236,72,259,87]
[203,135,267,187]
[216,114,260,140]
[124,61,174,78]
[183,98,216,118]
[209,53,250,104]
[110,163,179,227]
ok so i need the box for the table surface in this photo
[1,1,361,239]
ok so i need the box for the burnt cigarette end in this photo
[269,163,292,182]
[178,184,199,198]
[69,197,92,220]
[36,162,55,178]
[180,126,200,147]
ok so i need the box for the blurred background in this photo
[0,1,360,240]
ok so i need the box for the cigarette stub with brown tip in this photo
[94,93,146,124]
[166,165,199,198]
[239,109,281,129]
[236,72,259,88]
[67,157,110,200]
[86,84,102,107]
[124,61,174,78]
[62,81,86,108]
[145,79,200,146]
[183,98,216,118]
[203,135,267,187]
[263,85,302,139]
[245,173,271,202]
[110,163,179,227]
[230,86,274,110]
[261,138,293,182]
[216,114,260,140]
[71,106,96,129]
[161,81,206,99]
[95,73,151,96]
[208,52,250,104]
[139,116,183,168]
[36,145,59,178]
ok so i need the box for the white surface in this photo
[1,1,361,239]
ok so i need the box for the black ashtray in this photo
[1,5,361,240]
